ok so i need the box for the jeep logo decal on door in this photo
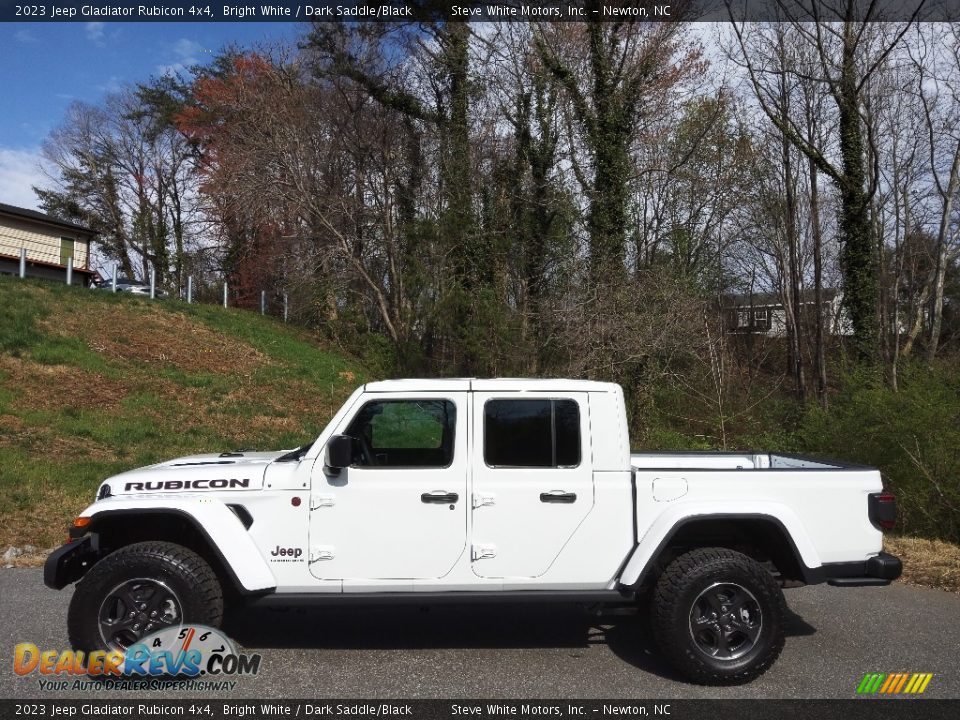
[270,546,303,561]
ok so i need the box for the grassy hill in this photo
[0,276,366,551]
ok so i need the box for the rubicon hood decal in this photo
[102,451,289,496]
[123,478,253,492]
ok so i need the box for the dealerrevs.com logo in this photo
[14,625,261,692]
[856,672,934,695]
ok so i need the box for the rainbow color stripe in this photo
[857,673,934,695]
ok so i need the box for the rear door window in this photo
[484,399,581,468]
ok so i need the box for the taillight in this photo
[869,492,897,531]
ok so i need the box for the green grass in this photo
[0,276,366,548]
[177,301,359,384]
[0,281,48,355]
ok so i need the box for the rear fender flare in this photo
[618,504,821,587]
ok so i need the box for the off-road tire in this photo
[651,547,786,685]
[68,541,223,653]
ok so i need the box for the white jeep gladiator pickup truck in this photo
[45,379,901,684]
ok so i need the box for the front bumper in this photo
[823,551,903,587]
[43,536,99,590]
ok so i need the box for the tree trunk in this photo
[444,22,478,288]
[586,19,630,279]
[926,140,960,363]
[899,181,928,361]
[779,67,806,402]
[809,157,827,405]
[837,24,879,362]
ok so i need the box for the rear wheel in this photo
[651,547,785,684]
[68,541,223,652]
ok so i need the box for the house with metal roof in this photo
[0,202,96,285]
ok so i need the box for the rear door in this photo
[470,392,593,578]
[308,392,467,581]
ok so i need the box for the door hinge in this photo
[471,544,497,560]
[311,493,336,509]
[472,492,496,509]
[309,546,335,562]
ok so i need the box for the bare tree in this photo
[36,89,203,286]
[534,10,704,277]
[913,23,960,362]
[729,2,923,362]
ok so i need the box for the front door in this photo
[309,393,467,581]
[470,393,594,578]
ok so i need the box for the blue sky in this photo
[0,21,302,209]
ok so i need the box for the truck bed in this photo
[631,451,867,471]
[626,450,884,569]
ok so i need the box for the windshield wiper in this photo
[275,442,313,463]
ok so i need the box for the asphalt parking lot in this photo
[1,568,957,699]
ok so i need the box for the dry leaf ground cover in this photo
[885,536,960,594]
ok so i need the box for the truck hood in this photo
[99,451,290,497]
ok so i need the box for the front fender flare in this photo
[75,497,276,593]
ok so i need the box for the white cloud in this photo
[85,22,105,45]
[157,38,203,77]
[173,38,203,59]
[15,29,38,43]
[96,75,124,94]
[0,148,51,211]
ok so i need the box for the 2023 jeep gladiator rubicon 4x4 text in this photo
[45,379,902,684]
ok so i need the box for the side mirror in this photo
[325,434,354,472]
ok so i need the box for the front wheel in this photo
[68,541,224,653]
[651,547,786,684]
